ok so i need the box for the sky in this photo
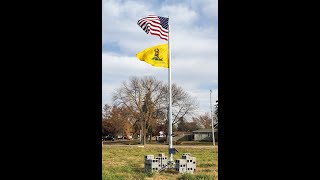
[102,0,218,118]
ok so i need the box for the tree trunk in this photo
[143,127,147,145]
[140,121,145,145]
[149,132,152,142]
[142,120,147,145]
[143,111,149,145]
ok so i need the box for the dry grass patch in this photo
[102,145,218,180]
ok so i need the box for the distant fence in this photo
[176,134,194,141]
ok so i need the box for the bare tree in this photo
[214,101,218,124]
[102,104,112,120]
[161,84,199,125]
[112,76,198,145]
[193,113,212,129]
[113,76,166,145]
[102,105,133,137]
[102,104,112,136]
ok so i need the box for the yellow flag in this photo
[136,44,168,68]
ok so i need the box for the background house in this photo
[192,127,218,142]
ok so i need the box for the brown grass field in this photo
[102,144,218,180]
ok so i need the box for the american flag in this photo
[137,15,169,41]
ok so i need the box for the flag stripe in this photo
[138,20,168,33]
[148,25,168,36]
[137,15,169,41]
[137,19,169,33]
[147,21,168,32]
[148,28,168,39]
[150,32,168,41]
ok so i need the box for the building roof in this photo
[192,128,218,133]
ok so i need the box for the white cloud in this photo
[187,88,218,116]
[102,52,168,106]
[190,0,218,17]
[159,5,198,26]
[102,0,217,55]
[102,0,218,116]
[102,52,217,117]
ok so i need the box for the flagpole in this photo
[167,16,173,164]
[210,89,216,146]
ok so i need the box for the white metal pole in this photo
[168,16,173,163]
[210,90,216,146]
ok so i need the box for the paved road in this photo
[102,144,217,149]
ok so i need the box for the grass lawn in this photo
[102,145,218,180]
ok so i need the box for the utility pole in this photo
[210,89,216,146]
